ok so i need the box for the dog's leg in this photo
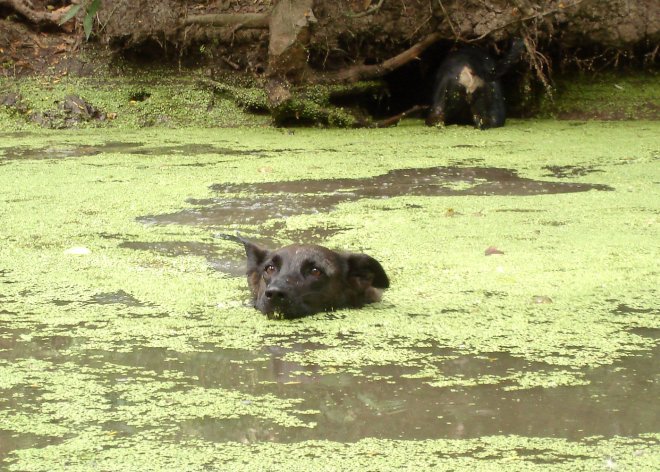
[426,75,452,126]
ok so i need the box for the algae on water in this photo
[0,120,658,470]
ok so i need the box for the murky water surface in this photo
[136,166,611,268]
[146,166,611,229]
[0,142,264,161]
[1,327,657,446]
[1,124,658,468]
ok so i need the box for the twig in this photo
[436,0,459,40]
[346,0,386,19]
[374,105,429,128]
[222,56,240,70]
[407,14,432,41]
[98,1,121,34]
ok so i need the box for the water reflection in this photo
[175,341,659,443]
[1,327,657,446]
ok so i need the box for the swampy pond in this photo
[0,120,658,470]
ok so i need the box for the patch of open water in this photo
[129,166,612,273]
[0,142,265,161]
[142,166,611,230]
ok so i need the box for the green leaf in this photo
[58,3,81,25]
[83,0,102,40]
[87,0,101,17]
[83,13,93,39]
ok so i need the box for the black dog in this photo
[426,39,524,129]
[219,234,389,319]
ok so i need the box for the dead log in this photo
[265,0,317,120]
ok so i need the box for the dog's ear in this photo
[217,234,270,300]
[239,239,269,274]
[345,253,390,290]
[216,233,269,273]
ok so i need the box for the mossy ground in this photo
[0,72,385,130]
[3,69,657,132]
[538,71,660,120]
[0,72,270,130]
[0,120,658,469]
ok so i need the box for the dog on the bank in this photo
[219,234,389,318]
[426,39,525,129]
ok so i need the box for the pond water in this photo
[0,327,657,448]
[132,165,611,275]
[0,122,658,470]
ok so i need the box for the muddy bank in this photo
[0,70,658,131]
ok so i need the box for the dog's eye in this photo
[264,264,276,275]
[309,267,323,277]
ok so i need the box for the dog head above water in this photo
[219,234,390,319]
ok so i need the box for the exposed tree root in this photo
[522,33,554,99]
[182,13,270,29]
[314,32,443,84]
[0,0,71,26]
[345,0,386,19]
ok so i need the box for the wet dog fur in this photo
[426,39,524,129]
[219,234,389,319]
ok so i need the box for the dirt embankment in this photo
[2,1,658,75]
[0,0,658,127]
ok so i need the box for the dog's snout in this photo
[265,287,287,301]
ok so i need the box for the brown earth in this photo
[0,0,658,125]
[2,1,658,76]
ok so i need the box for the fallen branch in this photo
[315,32,443,84]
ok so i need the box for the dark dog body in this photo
[220,235,389,318]
[426,39,524,129]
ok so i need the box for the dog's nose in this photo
[265,288,287,302]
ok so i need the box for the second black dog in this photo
[219,234,390,319]
[426,39,524,129]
